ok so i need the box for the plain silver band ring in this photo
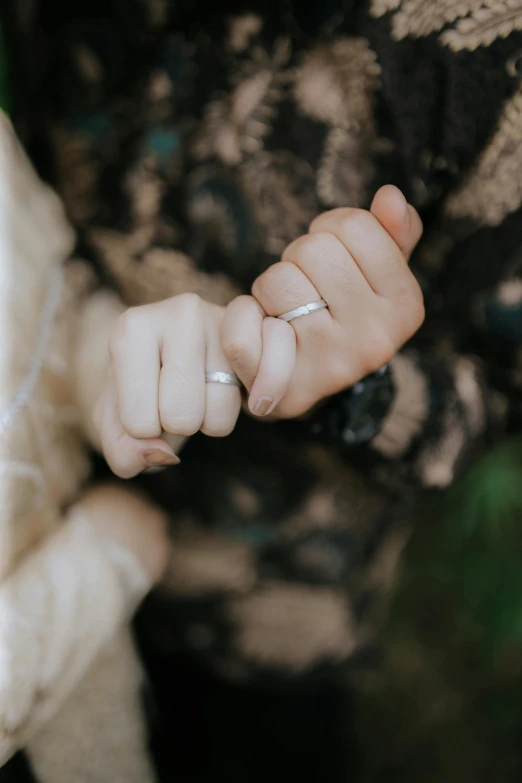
[205,371,241,387]
[277,299,328,322]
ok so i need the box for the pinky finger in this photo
[248,317,296,417]
[221,295,264,392]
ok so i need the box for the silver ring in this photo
[205,371,241,387]
[277,299,328,322]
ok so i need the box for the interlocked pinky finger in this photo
[221,295,264,392]
[203,307,242,437]
[248,317,296,417]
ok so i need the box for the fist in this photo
[94,294,241,478]
[222,185,424,419]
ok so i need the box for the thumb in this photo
[370,185,423,262]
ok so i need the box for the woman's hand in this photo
[222,185,424,419]
[94,294,240,478]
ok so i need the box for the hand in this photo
[94,294,241,478]
[222,185,424,419]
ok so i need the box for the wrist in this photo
[309,364,395,446]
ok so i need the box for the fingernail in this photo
[142,449,180,467]
[404,202,412,227]
[252,396,273,416]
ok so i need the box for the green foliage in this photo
[356,439,522,782]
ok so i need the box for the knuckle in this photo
[291,233,336,269]
[160,408,202,437]
[253,262,300,305]
[224,339,249,371]
[177,419,203,437]
[173,292,202,318]
[325,255,357,292]
[309,207,344,232]
[109,306,146,355]
[291,232,359,293]
[201,418,235,438]
[338,208,375,236]
[122,418,161,440]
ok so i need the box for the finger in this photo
[96,370,179,479]
[158,294,206,437]
[309,206,417,300]
[109,307,162,439]
[202,305,242,437]
[248,317,296,417]
[221,295,264,392]
[252,260,321,318]
[279,233,371,323]
[370,184,423,261]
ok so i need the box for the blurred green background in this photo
[356,438,522,782]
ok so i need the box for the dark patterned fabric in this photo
[4,0,522,684]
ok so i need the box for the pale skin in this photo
[94,185,424,479]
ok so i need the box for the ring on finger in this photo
[205,371,241,387]
[277,299,328,322]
